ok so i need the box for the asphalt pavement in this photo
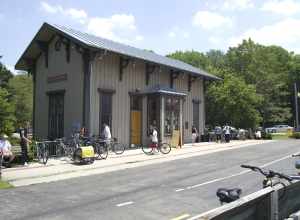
[1,139,300,220]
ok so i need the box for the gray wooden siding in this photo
[90,52,204,144]
[35,36,83,139]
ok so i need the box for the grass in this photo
[271,133,290,140]
[0,180,13,189]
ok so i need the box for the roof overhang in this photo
[139,85,187,97]
[15,23,91,71]
[15,22,221,81]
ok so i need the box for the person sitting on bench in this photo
[0,134,15,167]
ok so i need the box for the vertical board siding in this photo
[90,52,205,145]
[35,36,83,139]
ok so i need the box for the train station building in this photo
[15,22,219,146]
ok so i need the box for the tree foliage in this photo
[8,74,33,128]
[168,39,298,128]
[0,59,32,135]
[0,88,15,134]
[0,62,13,89]
[206,74,262,128]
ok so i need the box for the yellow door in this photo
[131,111,141,145]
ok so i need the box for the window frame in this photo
[98,88,115,135]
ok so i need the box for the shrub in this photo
[291,132,300,139]
[263,133,273,140]
[8,136,20,146]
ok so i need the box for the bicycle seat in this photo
[216,188,242,204]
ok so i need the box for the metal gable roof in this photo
[16,23,220,80]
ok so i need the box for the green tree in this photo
[0,88,15,134]
[0,62,13,89]
[225,39,293,126]
[206,74,262,128]
[167,50,210,70]
[8,74,33,128]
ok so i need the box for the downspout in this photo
[82,50,91,134]
[32,63,37,139]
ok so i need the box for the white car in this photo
[265,125,293,133]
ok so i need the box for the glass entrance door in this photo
[147,95,161,135]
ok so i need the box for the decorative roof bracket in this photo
[119,57,130,81]
[36,40,48,68]
[145,63,156,85]
[188,74,197,92]
[170,70,180,88]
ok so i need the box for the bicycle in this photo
[35,141,49,165]
[55,138,76,159]
[216,164,294,205]
[292,153,300,174]
[241,164,293,187]
[93,137,125,160]
[142,142,171,155]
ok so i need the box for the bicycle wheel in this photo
[66,147,75,160]
[142,144,154,155]
[113,142,125,155]
[98,144,108,159]
[93,143,101,159]
[159,143,171,154]
[42,150,49,165]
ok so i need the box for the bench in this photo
[11,145,23,156]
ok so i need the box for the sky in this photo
[1,0,300,74]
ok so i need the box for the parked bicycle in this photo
[93,137,125,160]
[216,164,294,205]
[55,138,76,159]
[35,141,49,165]
[142,142,171,155]
[292,153,300,175]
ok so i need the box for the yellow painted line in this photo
[170,213,190,220]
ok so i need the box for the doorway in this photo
[99,91,113,134]
[48,92,64,139]
[193,101,200,132]
[130,95,142,145]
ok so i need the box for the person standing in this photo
[215,126,222,143]
[149,125,158,154]
[192,125,198,145]
[102,123,112,144]
[19,128,31,166]
[150,125,158,145]
[224,125,231,143]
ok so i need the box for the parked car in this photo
[265,125,293,133]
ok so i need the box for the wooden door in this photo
[131,111,141,144]
[130,96,142,145]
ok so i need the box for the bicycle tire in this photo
[142,144,154,155]
[113,142,125,155]
[159,143,171,154]
[93,143,101,159]
[42,150,49,165]
[99,145,108,159]
[37,149,43,164]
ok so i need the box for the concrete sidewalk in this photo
[1,140,273,187]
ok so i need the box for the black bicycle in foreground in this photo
[93,137,126,159]
[216,165,295,204]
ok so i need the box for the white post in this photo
[160,96,165,142]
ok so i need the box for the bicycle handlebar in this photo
[292,153,300,157]
[241,164,293,182]
[241,164,268,176]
